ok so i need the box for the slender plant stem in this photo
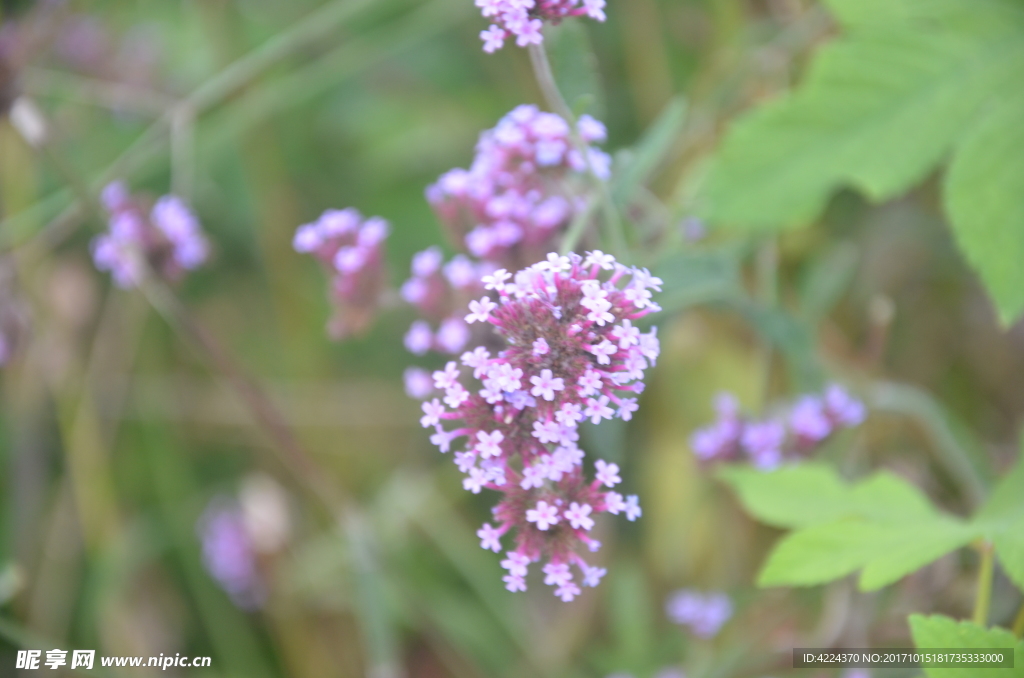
[973,542,995,627]
[527,42,629,259]
[755,237,778,404]
[1013,600,1024,637]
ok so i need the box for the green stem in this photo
[1013,601,1024,638]
[527,42,629,260]
[755,238,778,405]
[973,542,994,627]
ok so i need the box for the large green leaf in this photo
[696,0,1024,321]
[973,458,1024,590]
[909,614,1024,678]
[723,464,975,590]
[944,92,1024,324]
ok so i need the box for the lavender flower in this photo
[197,500,264,610]
[91,181,208,288]
[665,589,732,638]
[293,208,389,339]
[421,251,660,601]
[426,105,609,272]
[476,0,607,52]
[690,385,866,468]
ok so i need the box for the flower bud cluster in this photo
[476,0,607,52]
[401,246,490,357]
[91,181,208,288]
[426,105,609,273]
[420,251,661,601]
[665,589,733,638]
[690,385,866,469]
[293,208,390,339]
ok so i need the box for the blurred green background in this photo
[1,0,1023,676]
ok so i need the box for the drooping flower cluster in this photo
[689,385,866,470]
[665,589,733,638]
[426,105,609,273]
[196,475,291,610]
[476,0,607,53]
[401,246,490,357]
[420,251,661,601]
[293,208,390,339]
[91,181,208,288]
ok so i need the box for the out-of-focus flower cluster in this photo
[426,105,609,272]
[689,385,866,470]
[293,208,390,339]
[607,670,685,678]
[91,181,208,288]
[196,474,291,610]
[665,589,733,638]
[400,246,487,358]
[419,251,660,601]
[402,105,611,362]
[476,0,607,52]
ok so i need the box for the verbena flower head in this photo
[196,499,264,610]
[401,246,488,356]
[420,251,661,601]
[293,207,389,339]
[426,105,609,272]
[665,589,732,638]
[476,0,607,52]
[690,385,866,469]
[91,181,208,288]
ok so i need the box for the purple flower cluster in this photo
[665,589,732,638]
[476,0,607,52]
[401,246,489,357]
[689,385,866,470]
[419,251,661,601]
[293,208,390,339]
[426,105,609,273]
[196,500,264,610]
[91,181,208,288]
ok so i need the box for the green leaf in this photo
[718,464,850,529]
[944,91,1024,323]
[909,614,1024,678]
[974,457,1024,590]
[544,19,605,118]
[696,0,1024,321]
[724,463,976,590]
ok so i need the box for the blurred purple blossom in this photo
[91,181,208,288]
[665,589,732,638]
[196,500,264,610]
[690,385,866,468]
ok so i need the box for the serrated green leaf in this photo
[726,464,976,590]
[944,92,1024,323]
[974,457,1024,590]
[696,0,1024,321]
[717,464,850,529]
[759,519,974,590]
[909,614,1024,678]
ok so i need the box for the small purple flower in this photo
[91,182,208,288]
[293,207,389,339]
[665,589,732,638]
[197,500,264,610]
